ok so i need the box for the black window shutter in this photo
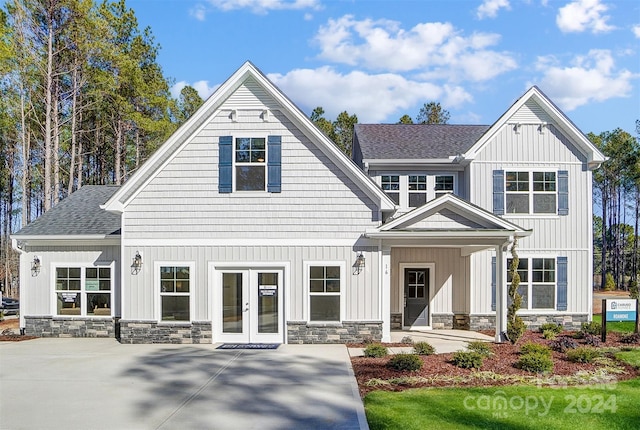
[491,256,496,311]
[267,135,282,193]
[557,256,568,311]
[493,170,504,215]
[218,136,233,193]
[558,170,569,215]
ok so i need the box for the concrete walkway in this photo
[349,329,494,357]
[0,339,368,430]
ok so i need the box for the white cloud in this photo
[633,24,640,38]
[268,67,472,123]
[477,0,510,20]
[189,4,207,21]
[556,0,615,33]
[313,16,516,81]
[534,50,634,110]
[170,80,219,100]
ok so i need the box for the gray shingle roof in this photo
[13,186,121,237]
[354,124,490,160]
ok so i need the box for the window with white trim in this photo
[309,265,341,322]
[435,175,454,198]
[505,171,556,214]
[160,266,190,321]
[55,267,112,316]
[235,137,266,191]
[408,175,427,207]
[381,175,400,205]
[507,258,556,309]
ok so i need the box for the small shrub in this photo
[387,353,423,371]
[620,333,640,344]
[551,336,579,352]
[519,342,551,357]
[516,352,554,373]
[567,347,601,363]
[604,273,615,291]
[539,323,563,334]
[507,318,526,344]
[413,341,435,356]
[452,351,484,369]
[400,336,414,344]
[467,341,493,356]
[583,333,601,347]
[364,343,388,358]
[580,321,602,336]
[361,336,375,344]
[542,329,557,340]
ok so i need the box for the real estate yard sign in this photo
[602,298,639,342]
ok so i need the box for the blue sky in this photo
[128,0,639,134]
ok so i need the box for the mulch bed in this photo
[351,330,640,397]
[0,319,36,342]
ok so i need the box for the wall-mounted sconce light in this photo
[353,252,366,275]
[131,251,142,274]
[31,256,41,277]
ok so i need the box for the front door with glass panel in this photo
[218,269,283,343]
[403,268,429,327]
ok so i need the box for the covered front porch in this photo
[366,194,531,343]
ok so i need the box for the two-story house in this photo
[12,61,605,344]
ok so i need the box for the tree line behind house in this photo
[0,0,637,299]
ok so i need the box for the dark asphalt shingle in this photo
[354,124,490,160]
[13,186,121,236]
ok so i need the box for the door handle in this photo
[243,302,249,312]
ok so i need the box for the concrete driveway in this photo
[0,339,368,430]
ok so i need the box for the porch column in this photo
[381,245,391,342]
[495,244,508,342]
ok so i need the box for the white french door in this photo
[215,268,283,343]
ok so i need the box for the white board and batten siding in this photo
[122,245,381,323]
[121,79,383,324]
[468,102,594,315]
[390,248,470,316]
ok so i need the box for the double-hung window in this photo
[435,175,454,198]
[308,265,342,322]
[218,135,281,193]
[505,171,556,214]
[235,137,266,191]
[55,266,112,316]
[506,258,556,310]
[160,266,190,321]
[408,175,427,207]
[381,175,400,205]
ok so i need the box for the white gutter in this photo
[365,230,531,239]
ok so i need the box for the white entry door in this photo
[216,269,283,343]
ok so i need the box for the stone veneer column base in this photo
[287,321,382,344]
[390,313,402,330]
[469,314,590,331]
[118,320,213,344]
[24,316,115,338]
[431,314,454,329]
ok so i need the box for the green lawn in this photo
[592,314,637,333]
[615,349,640,368]
[365,378,640,430]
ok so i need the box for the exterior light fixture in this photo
[31,256,41,277]
[131,251,143,274]
[354,252,366,275]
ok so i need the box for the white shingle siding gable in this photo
[124,85,380,241]
[510,99,554,124]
